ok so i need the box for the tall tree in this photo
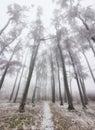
[18,7,44,112]
[50,52,55,103]
[14,50,28,103]
[0,3,25,35]
[0,40,22,89]
[9,67,21,101]
[56,54,63,105]
[56,30,74,110]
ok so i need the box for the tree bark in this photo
[0,43,18,89]
[87,39,95,56]
[0,34,21,55]
[14,51,28,103]
[57,41,74,110]
[56,56,63,105]
[18,41,40,112]
[50,53,55,103]
[32,77,37,104]
[79,77,88,105]
[68,50,86,108]
[0,18,12,35]
[82,48,95,83]
[78,16,95,53]
[9,67,20,101]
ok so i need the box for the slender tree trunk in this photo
[32,86,37,104]
[82,49,95,82]
[78,16,95,52]
[32,77,37,104]
[9,67,21,101]
[14,51,28,103]
[77,75,86,108]
[0,34,21,55]
[18,41,40,112]
[69,66,73,100]
[81,79,88,104]
[75,63,87,106]
[87,39,95,56]
[68,50,86,108]
[78,16,89,31]
[36,78,41,101]
[0,43,18,89]
[56,56,63,105]
[50,53,55,103]
[79,77,88,105]
[64,88,68,102]
[75,54,88,105]
[57,41,74,110]
[0,18,12,35]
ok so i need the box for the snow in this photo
[0,102,19,109]
[53,102,95,129]
[0,101,95,129]
[40,102,54,130]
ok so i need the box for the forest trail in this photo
[40,102,54,130]
[0,101,95,129]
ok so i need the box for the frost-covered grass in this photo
[50,102,95,130]
[0,102,43,130]
[0,101,95,130]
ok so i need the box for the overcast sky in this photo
[0,0,95,29]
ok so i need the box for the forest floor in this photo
[0,100,95,130]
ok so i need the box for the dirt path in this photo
[40,102,54,130]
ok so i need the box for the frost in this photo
[40,102,54,130]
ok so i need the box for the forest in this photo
[0,0,95,129]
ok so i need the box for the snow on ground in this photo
[0,101,43,130]
[40,102,54,130]
[51,102,95,130]
[0,101,95,130]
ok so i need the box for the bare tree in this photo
[0,39,22,89]
[18,7,44,112]
[56,54,63,105]
[14,50,28,103]
[9,67,21,101]
[0,3,25,35]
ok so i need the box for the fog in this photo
[0,0,95,103]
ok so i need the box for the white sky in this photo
[0,0,54,30]
[81,0,95,7]
[0,0,95,29]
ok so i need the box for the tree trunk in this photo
[0,34,20,55]
[57,41,74,110]
[14,51,28,103]
[0,43,17,89]
[79,77,88,105]
[69,76,73,100]
[68,50,86,108]
[18,41,40,112]
[82,79,88,104]
[82,49,95,83]
[56,56,63,105]
[9,67,20,101]
[0,18,12,35]
[87,39,95,56]
[78,16,89,31]
[32,77,37,104]
[78,16,95,50]
[50,53,55,103]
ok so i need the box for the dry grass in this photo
[50,102,95,130]
[0,102,43,130]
